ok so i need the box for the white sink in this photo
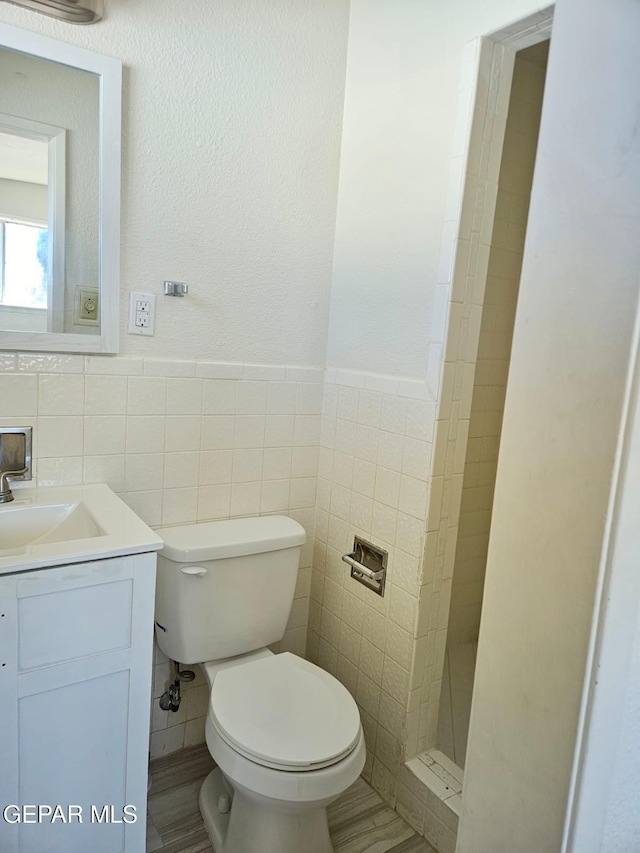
[0,500,104,553]
[0,484,162,574]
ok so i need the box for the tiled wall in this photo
[404,27,549,783]
[0,352,322,757]
[447,46,547,648]
[306,369,435,799]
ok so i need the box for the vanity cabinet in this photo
[0,552,156,853]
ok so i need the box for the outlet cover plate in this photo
[75,287,99,326]
[128,291,156,336]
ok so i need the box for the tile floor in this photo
[436,642,477,769]
[147,744,437,853]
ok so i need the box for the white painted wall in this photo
[457,0,640,849]
[571,326,640,851]
[601,613,640,850]
[0,0,350,365]
[326,0,550,378]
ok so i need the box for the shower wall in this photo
[306,375,434,792]
[446,44,548,648]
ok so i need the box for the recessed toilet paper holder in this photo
[343,536,387,596]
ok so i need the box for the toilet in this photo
[154,515,365,853]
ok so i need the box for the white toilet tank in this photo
[154,516,306,664]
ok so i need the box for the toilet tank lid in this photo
[158,516,306,562]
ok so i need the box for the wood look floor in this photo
[147,744,436,853]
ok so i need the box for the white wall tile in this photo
[126,416,165,454]
[296,383,324,415]
[243,364,286,381]
[197,484,232,521]
[125,453,164,492]
[39,374,84,416]
[127,377,167,415]
[293,415,321,446]
[267,382,297,414]
[122,491,163,527]
[264,414,294,446]
[166,378,203,414]
[164,451,200,488]
[84,416,126,455]
[199,450,233,485]
[352,459,376,498]
[202,379,237,415]
[162,487,198,525]
[201,416,234,450]
[234,415,266,448]
[145,359,196,378]
[84,455,125,491]
[18,354,83,374]
[37,457,83,487]
[232,449,263,483]
[261,479,290,513]
[230,482,262,516]
[290,478,317,509]
[195,361,243,380]
[37,416,83,457]
[236,381,268,414]
[374,467,401,509]
[263,447,292,480]
[85,356,143,376]
[291,446,320,478]
[85,375,127,415]
[165,416,201,452]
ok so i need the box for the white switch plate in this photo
[128,291,156,336]
[74,286,99,326]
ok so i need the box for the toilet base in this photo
[199,768,334,853]
[199,769,231,852]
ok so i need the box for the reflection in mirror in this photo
[0,23,120,354]
[0,133,49,326]
[0,47,98,336]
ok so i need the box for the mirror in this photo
[0,23,121,353]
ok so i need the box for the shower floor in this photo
[436,642,478,770]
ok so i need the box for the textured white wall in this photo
[326,0,548,378]
[0,0,350,365]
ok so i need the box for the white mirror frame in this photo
[0,23,121,354]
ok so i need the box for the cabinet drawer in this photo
[18,579,133,671]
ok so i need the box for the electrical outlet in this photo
[128,291,156,336]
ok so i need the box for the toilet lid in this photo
[210,653,361,770]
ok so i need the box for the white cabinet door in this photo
[0,553,156,853]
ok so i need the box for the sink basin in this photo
[0,484,163,574]
[0,500,104,553]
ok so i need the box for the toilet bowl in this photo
[199,651,365,853]
[154,516,365,853]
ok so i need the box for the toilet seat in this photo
[209,652,361,771]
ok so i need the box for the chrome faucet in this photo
[0,467,28,504]
[0,427,32,503]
